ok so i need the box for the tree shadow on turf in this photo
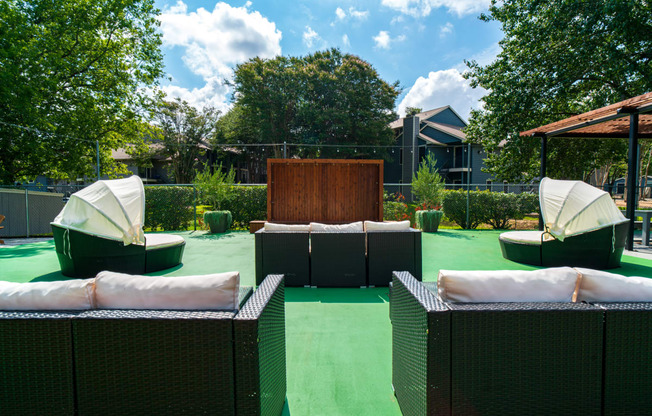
[285,287,389,303]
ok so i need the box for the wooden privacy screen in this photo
[267,159,384,223]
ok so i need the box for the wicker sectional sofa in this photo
[389,271,650,416]
[255,226,422,287]
[0,274,286,416]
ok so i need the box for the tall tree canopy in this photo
[464,0,652,183]
[0,0,164,184]
[152,98,219,184]
[226,48,400,165]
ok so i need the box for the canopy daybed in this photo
[51,176,185,278]
[499,177,628,269]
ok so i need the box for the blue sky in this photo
[154,0,503,121]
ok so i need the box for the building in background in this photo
[385,106,494,199]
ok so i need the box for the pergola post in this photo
[539,135,547,231]
[626,113,639,251]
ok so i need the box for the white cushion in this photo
[264,222,310,231]
[499,231,554,245]
[437,267,580,303]
[0,279,94,310]
[145,233,185,249]
[575,268,652,302]
[364,220,410,231]
[94,271,240,310]
[309,221,364,232]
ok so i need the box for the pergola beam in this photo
[626,113,639,250]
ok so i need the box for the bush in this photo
[415,210,443,232]
[411,153,444,208]
[442,190,485,229]
[145,186,194,231]
[194,163,236,210]
[517,192,540,215]
[224,186,267,230]
[479,191,520,229]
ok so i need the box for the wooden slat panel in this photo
[266,159,383,223]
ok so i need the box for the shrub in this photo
[145,186,194,231]
[517,192,540,215]
[194,163,236,210]
[224,186,267,230]
[411,153,444,208]
[415,210,443,232]
[479,191,520,229]
[442,189,485,229]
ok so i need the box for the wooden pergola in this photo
[520,92,652,250]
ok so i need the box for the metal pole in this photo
[626,113,639,251]
[283,141,287,159]
[193,185,197,231]
[539,135,547,231]
[96,140,100,181]
[25,189,29,238]
[466,143,471,228]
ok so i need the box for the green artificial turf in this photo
[1,229,652,415]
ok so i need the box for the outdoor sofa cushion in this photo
[264,222,310,231]
[576,267,652,302]
[499,230,555,245]
[0,279,95,310]
[144,233,185,249]
[437,267,580,303]
[309,221,363,232]
[94,271,240,310]
[364,220,410,231]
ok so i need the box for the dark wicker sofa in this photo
[390,271,606,416]
[0,274,286,416]
[367,229,422,286]
[255,230,310,287]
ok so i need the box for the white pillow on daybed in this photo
[94,271,240,310]
[364,220,410,231]
[437,267,580,303]
[264,222,310,231]
[575,268,652,302]
[0,279,95,310]
[310,221,364,232]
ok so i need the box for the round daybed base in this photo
[52,225,185,278]
[499,222,628,270]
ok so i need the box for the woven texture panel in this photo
[310,231,366,287]
[255,231,309,286]
[0,313,76,416]
[368,230,422,286]
[73,310,237,416]
[598,303,652,416]
[235,274,286,416]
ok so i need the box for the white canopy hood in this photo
[539,177,627,241]
[52,176,146,245]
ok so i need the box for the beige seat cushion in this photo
[364,220,410,231]
[263,223,310,231]
[499,231,555,246]
[575,268,652,302]
[145,233,185,249]
[94,271,240,310]
[437,267,580,303]
[310,221,364,232]
[0,279,95,310]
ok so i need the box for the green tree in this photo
[152,98,220,184]
[405,107,422,117]
[411,152,444,208]
[0,0,164,184]
[464,0,651,183]
[228,48,400,162]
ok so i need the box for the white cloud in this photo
[439,22,453,38]
[373,30,405,49]
[160,77,232,114]
[333,6,369,24]
[397,69,487,120]
[342,34,350,47]
[303,26,320,48]
[381,0,490,18]
[158,1,282,109]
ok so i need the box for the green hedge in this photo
[145,186,194,231]
[442,190,539,229]
[224,186,267,230]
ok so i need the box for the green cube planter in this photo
[204,210,232,234]
[416,210,443,232]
